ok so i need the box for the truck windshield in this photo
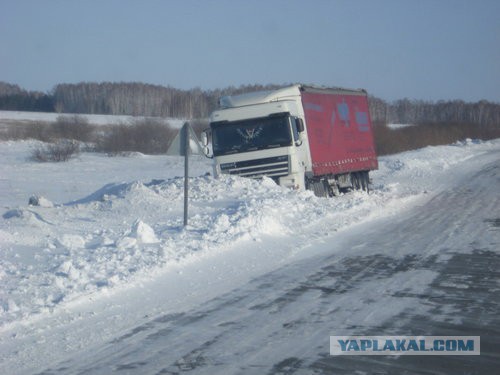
[211,115,293,156]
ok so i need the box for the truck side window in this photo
[291,117,301,145]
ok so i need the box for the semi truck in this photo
[206,84,378,197]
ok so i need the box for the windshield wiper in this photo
[222,149,239,155]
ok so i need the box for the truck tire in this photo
[309,179,329,198]
[352,172,361,190]
[363,171,370,193]
[352,171,369,192]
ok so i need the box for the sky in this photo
[1,0,499,102]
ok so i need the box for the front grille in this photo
[220,155,289,179]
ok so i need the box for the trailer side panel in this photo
[301,90,378,176]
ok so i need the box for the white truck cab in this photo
[209,85,311,190]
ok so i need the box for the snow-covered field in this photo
[1,121,499,373]
[0,110,185,127]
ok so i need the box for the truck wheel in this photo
[350,173,356,190]
[329,183,340,197]
[363,171,370,193]
[356,171,370,193]
[309,179,329,197]
[351,172,360,190]
[352,172,369,192]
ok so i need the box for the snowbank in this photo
[1,138,499,328]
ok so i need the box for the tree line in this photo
[1,81,499,127]
[0,82,53,112]
[369,96,500,127]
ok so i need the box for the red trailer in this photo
[301,87,378,176]
[300,86,378,195]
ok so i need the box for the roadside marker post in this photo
[183,123,189,226]
[166,122,206,227]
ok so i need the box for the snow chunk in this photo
[57,261,81,280]
[28,195,54,207]
[116,236,138,249]
[57,235,86,250]
[130,219,159,244]
[2,209,24,219]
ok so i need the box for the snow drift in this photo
[1,135,499,374]
[1,138,498,330]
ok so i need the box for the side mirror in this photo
[201,129,213,158]
[295,118,305,133]
[201,129,210,146]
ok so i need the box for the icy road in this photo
[1,139,499,374]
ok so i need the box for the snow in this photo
[387,123,415,129]
[0,117,499,373]
[0,109,185,127]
